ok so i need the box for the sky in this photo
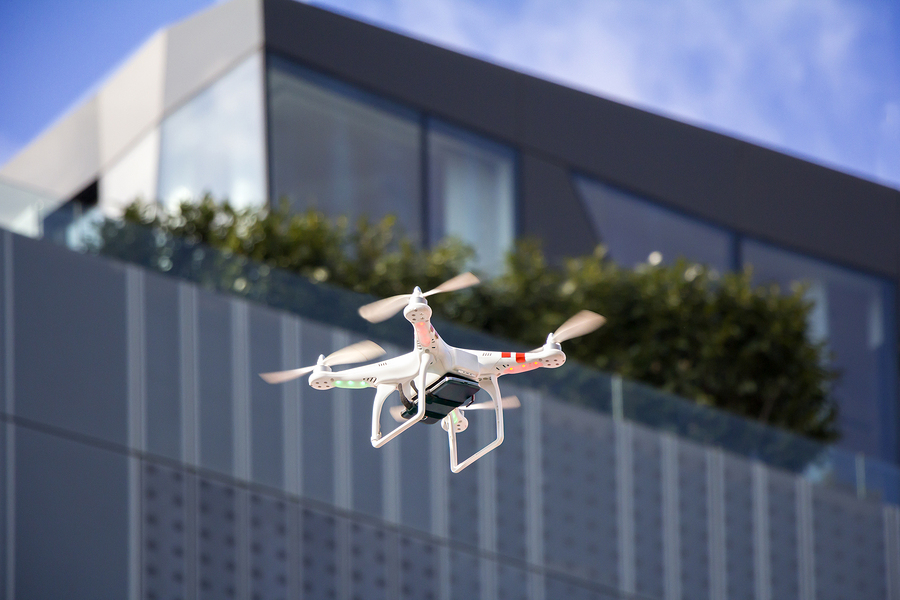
[1,0,899,190]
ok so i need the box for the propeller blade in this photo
[553,310,606,343]
[460,396,521,411]
[389,405,406,423]
[323,340,385,366]
[260,340,384,384]
[259,365,315,384]
[423,272,479,297]
[358,294,412,323]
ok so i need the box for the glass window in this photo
[428,121,515,275]
[575,177,734,271]
[268,56,422,241]
[158,53,266,209]
[742,240,898,462]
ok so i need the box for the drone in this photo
[260,273,605,472]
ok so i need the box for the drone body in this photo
[261,274,604,472]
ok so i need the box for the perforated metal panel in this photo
[630,425,665,600]
[724,455,755,600]
[249,493,290,600]
[541,401,618,586]
[348,521,394,600]
[494,399,527,561]
[300,507,339,599]
[677,440,710,599]
[142,462,187,600]
[449,547,481,600]
[768,469,799,600]
[197,477,238,597]
[813,488,887,600]
[397,535,439,600]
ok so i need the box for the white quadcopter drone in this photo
[260,273,605,473]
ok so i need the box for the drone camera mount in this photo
[403,374,479,424]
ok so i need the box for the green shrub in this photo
[98,197,838,442]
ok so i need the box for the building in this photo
[2,1,900,598]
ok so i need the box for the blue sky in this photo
[2,0,899,190]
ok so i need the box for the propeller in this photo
[259,340,385,384]
[388,395,520,423]
[358,272,480,323]
[533,310,606,350]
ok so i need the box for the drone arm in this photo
[467,348,565,379]
[371,353,431,448]
[447,374,505,473]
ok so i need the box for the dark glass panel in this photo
[268,56,422,241]
[575,177,734,271]
[742,239,898,461]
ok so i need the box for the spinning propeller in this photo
[535,310,606,350]
[389,395,520,423]
[358,272,480,323]
[259,340,385,384]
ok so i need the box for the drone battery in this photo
[403,375,480,424]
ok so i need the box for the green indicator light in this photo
[333,380,370,389]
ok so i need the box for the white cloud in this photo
[317,0,900,188]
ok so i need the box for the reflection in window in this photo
[268,56,422,241]
[158,53,266,209]
[428,122,515,275]
[575,177,734,271]
[742,240,897,462]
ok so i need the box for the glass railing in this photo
[0,177,62,238]
[46,210,900,504]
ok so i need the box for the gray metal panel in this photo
[767,468,800,600]
[13,234,128,445]
[677,440,710,600]
[249,303,285,489]
[348,521,394,600]
[196,288,234,474]
[724,454,756,600]
[812,487,887,600]
[249,492,290,599]
[142,461,188,600]
[299,507,340,598]
[298,320,335,504]
[144,271,182,461]
[494,393,527,561]
[630,423,665,599]
[15,426,129,599]
[540,399,618,587]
